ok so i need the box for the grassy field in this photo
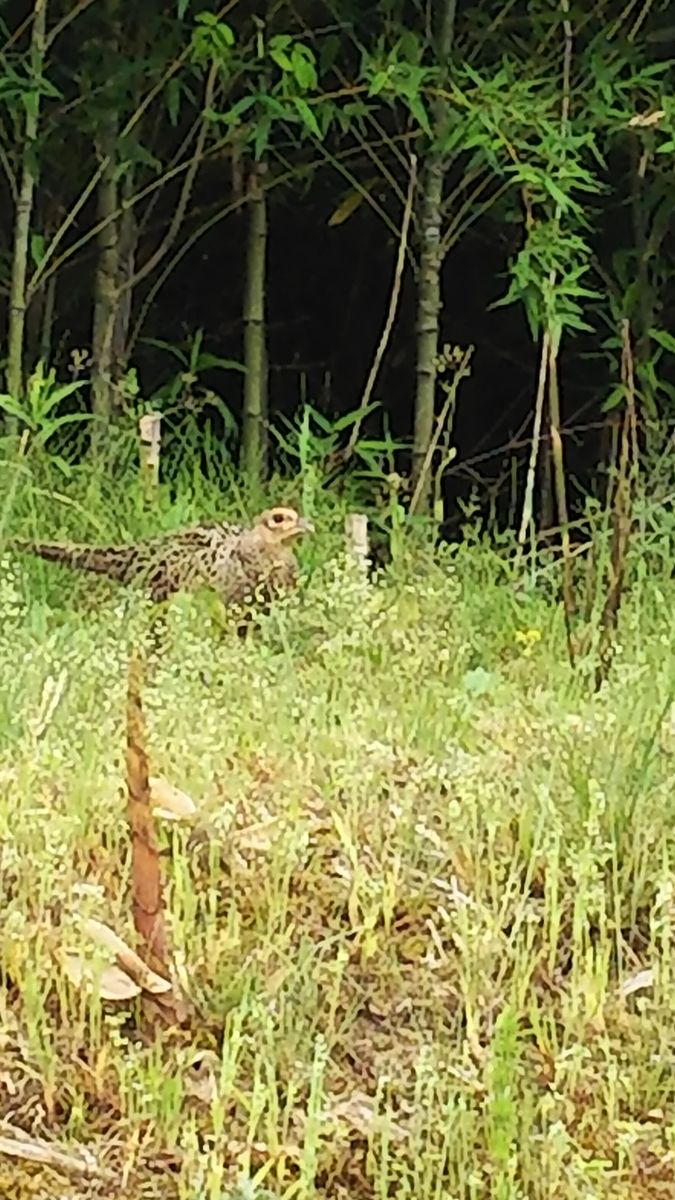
[2,469,675,1199]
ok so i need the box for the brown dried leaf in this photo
[233,817,281,854]
[628,109,665,128]
[183,1050,219,1105]
[323,1090,408,1142]
[82,918,172,994]
[62,951,141,1001]
[619,966,654,997]
[149,776,198,821]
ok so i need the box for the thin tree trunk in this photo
[111,171,138,400]
[25,198,58,373]
[548,343,575,663]
[91,111,120,427]
[538,408,554,534]
[629,139,652,380]
[241,161,268,484]
[90,0,123,435]
[6,0,49,406]
[39,271,57,363]
[411,0,456,513]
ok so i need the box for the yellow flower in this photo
[514,628,542,656]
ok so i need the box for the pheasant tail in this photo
[9,539,142,585]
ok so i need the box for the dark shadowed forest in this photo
[2,0,674,529]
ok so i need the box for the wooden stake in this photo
[138,410,161,492]
[345,513,370,574]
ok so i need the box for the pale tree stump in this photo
[138,411,162,493]
[344,512,370,574]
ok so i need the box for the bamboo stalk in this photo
[6,0,49,409]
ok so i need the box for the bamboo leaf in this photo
[166,78,181,126]
[407,93,431,136]
[291,45,317,91]
[293,97,321,139]
[651,328,675,354]
[0,394,26,420]
[30,233,45,268]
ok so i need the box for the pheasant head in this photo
[253,507,314,547]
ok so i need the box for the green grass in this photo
[2,461,675,1199]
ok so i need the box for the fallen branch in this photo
[0,1125,103,1179]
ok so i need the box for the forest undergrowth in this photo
[2,461,675,1200]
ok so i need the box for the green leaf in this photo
[166,78,181,127]
[301,405,332,434]
[398,31,421,65]
[22,89,39,122]
[602,384,627,412]
[206,95,257,126]
[36,413,93,435]
[214,23,235,51]
[292,97,321,138]
[140,337,189,367]
[259,94,287,118]
[368,71,390,97]
[195,10,219,27]
[128,141,161,172]
[651,328,675,354]
[192,13,234,60]
[332,402,380,433]
[545,180,573,210]
[407,93,431,136]
[269,34,292,53]
[40,381,85,409]
[319,34,340,75]
[269,426,300,458]
[292,45,317,91]
[269,44,294,73]
[46,454,74,478]
[30,233,45,268]
[0,394,26,421]
[196,353,246,373]
[317,101,336,138]
[229,94,257,121]
[253,113,271,159]
[559,313,594,334]
[463,667,497,695]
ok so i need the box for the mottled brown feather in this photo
[10,507,313,608]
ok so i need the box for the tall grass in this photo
[2,453,675,1198]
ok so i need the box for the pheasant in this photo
[9,506,314,610]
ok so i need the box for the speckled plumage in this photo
[10,506,314,609]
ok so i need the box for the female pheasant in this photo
[10,506,314,609]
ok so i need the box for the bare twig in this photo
[595,319,638,688]
[549,344,575,665]
[123,62,218,292]
[409,346,472,516]
[344,153,417,460]
[517,330,550,546]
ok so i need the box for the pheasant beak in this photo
[297,516,314,534]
